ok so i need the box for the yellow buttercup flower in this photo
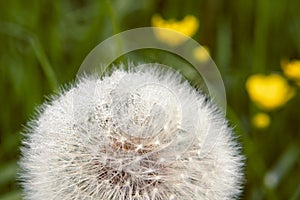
[281,59,300,82]
[252,113,270,129]
[193,46,210,63]
[151,14,199,46]
[246,74,295,110]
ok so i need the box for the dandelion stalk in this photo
[29,36,58,91]
[0,22,58,91]
[105,0,124,64]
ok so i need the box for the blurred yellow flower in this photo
[246,74,295,110]
[193,46,210,63]
[252,113,270,129]
[151,14,199,46]
[281,60,300,84]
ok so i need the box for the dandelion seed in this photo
[20,63,243,199]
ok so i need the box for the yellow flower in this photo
[281,60,300,81]
[246,74,295,110]
[252,113,270,129]
[151,14,199,46]
[193,46,210,63]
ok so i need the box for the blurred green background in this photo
[1,0,300,199]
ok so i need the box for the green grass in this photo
[1,0,300,199]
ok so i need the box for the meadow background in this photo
[1,0,300,199]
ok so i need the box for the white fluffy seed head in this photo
[19,64,244,200]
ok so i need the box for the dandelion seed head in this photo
[20,63,243,200]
